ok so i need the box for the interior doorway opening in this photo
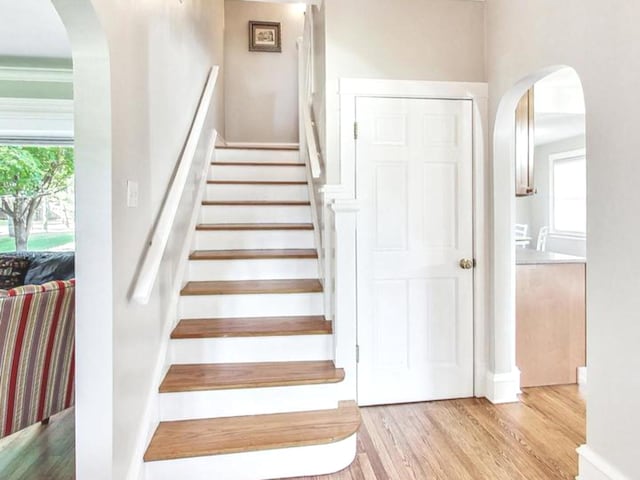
[492,65,587,402]
[0,0,113,478]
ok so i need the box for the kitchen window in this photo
[549,149,586,235]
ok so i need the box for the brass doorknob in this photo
[459,259,474,270]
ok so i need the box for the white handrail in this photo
[303,104,321,179]
[132,66,219,305]
[298,9,322,179]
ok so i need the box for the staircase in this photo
[144,147,360,480]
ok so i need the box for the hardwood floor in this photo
[293,385,585,480]
[0,385,584,480]
[0,408,74,480]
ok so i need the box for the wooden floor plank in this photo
[159,361,345,393]
[190,249,318,261]
[144,401,360,462]
[181,279,323,296]
[196,223,314,231]
[290,386,586,480]
[171,316,332,339]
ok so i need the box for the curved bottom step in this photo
[145,433,357,480]
[145,401,360,480]
[145,401,359,461]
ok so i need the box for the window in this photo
[0,143,75,253]
[549,149,586,235]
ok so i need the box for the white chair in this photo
[536,226,550,251]
[515,224,530,248]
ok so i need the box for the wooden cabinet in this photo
[515,88,536,197]
[516,262,586,387]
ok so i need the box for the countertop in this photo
[516,249,586,265]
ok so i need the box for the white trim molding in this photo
[0,65,73,84]
[484,369,521,404]
[0,97,74,140]
[577,445,632,480]
[578,366,587,387]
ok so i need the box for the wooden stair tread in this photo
[181,279,323,296]
[208,180,307,185]
[196,223,314,231]
[190,249,318,260]
[202,200,310,206]
[159,361,344,393]
[216,145,299,151]
[144,401,360,462]
[212,162,305,167]
[172,316,332,339]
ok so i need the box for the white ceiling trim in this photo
[0,97,73,140]
[0,65,73,84]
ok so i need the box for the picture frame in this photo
[249,21,282,53]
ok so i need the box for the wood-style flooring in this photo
[0,385,585,480]
[0,408,74,480]
[293,385,585,480]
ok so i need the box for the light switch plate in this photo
[127,180,139,208]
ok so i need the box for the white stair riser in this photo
[169,335,333,364]
[216,149,300,164]
[145,434,356,480]
[188,258,319,281]
[195,230,314,250]
[180,292,323,318]
[200,205,312,224]
[210,165,306,182]
[205,183,309,202]
[159,384,340,421]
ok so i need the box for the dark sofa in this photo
[0,251,75,286]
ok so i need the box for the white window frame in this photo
[549,148,586,238]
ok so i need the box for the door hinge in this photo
[356,345,360,363]
[354,121,359,140]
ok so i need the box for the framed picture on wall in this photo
[249,21,282,53]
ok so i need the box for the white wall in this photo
[224,0,303,144]
[323,0,486,182]
[516,135,586,257]
[486,1,640,478]
[55,0,225,478]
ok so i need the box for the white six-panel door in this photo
[356,96,474,406]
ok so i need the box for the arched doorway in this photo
[0,0,113,477]
[491,65,587,402]
[49,1,114,478]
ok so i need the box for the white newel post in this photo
[331,199,359,400]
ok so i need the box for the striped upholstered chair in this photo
[0,280,75,438]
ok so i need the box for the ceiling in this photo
[0,0,71,60]
[534,68,586,146]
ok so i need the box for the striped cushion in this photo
[0,280,75,438]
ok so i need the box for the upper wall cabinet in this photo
[515,88,536,197]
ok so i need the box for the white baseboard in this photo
[484,368,521,404]
[578,366,587,387]
[577,445,632,480]
[474,361,487,399]
[223,141,299,149]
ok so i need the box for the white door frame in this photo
[338,78,489,400]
